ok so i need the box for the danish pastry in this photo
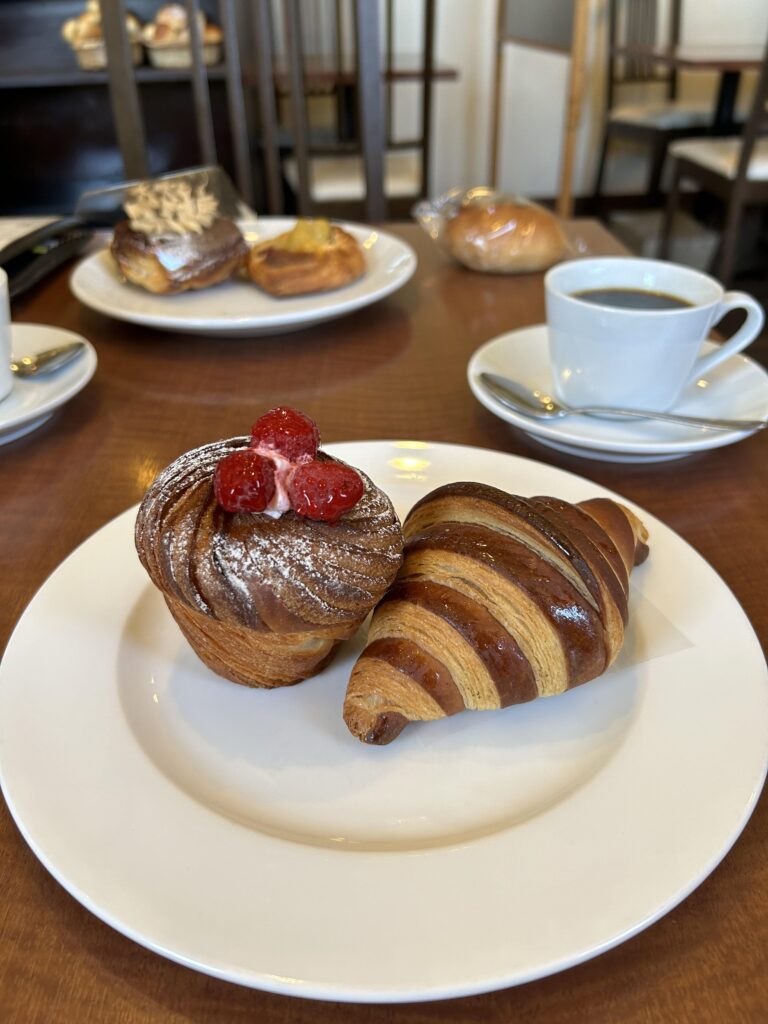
[247,218,365,296]
[111,179,247,294]
[135,408,403,688]
[343,482,649,744]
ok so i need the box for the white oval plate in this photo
[468,325,768,461]
[70,219,417,336]
[0,441,766,1001]
[0,324,97,445]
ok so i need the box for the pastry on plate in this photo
[343,481,649,744]
[111,178,248,294]
[135,408,403,688]
[247,218,365,297]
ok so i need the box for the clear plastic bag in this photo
[412,186,572,274]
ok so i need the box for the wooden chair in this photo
[279,0,438,220]
[659,36,768,285]
[99,0,387,221]
[593,0,716,210]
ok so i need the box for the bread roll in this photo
[443,202,569,274]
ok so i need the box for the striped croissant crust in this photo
[343,482,649,744]
[135,437,403,688]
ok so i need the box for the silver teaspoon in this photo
[479,373,767,433]
[10,341,86,378]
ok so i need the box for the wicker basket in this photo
[74,40,143,70]
[145,42,221,68]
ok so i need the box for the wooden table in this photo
[611,43,765,132]
[1,222,767,1023]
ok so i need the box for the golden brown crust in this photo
[443,202,569,274]
[135,437,403,688]
[164,592,348,688]
[247,224,365,296]
[111,218,248,294]
[343,482,649,744]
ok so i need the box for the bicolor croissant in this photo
[343,482,649,745]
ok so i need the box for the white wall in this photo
[420,0,768,201]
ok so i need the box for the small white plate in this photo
[0,441,766,1001]
[70,219,417,336]
[468,325,768,462]
[0,324,97,445]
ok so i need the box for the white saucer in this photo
[467,325,768,463]
[1,325,97,445]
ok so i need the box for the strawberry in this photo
[250,407,320,463]
[288,461,365,523]
[213,450,276,513]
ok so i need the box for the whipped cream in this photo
[253,447,296,519]
[124,180,219,238]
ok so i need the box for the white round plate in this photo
[0,441,766,1002]
[468,325,768,462]
[0,324,97,445]
[70,219,417,336]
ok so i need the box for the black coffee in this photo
[572,287,693,311]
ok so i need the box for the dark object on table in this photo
[0,220,93,300]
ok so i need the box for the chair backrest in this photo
[100,0,388,220]
[605,0,682,111]
[269,0,437,218]
[275,0,389,218]
[385,0,437,202]
[732,34,768,192]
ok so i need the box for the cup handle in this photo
[686,291,765,384]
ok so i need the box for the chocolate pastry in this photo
[111,180,247,294]
[343,482,649,744]
[135,412,403,688]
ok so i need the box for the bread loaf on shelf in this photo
[343,482,649,744]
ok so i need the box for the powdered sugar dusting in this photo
[135,437,403,632]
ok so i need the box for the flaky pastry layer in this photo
[135,438,403,687]
[343,482,649,744]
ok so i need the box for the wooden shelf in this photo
[0,65,228,89]
[0,55,452,92]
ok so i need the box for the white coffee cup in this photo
[544,257,765,413]
[0,269,13,402]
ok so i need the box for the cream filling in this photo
[125,180,219,237]
[250,447,314,519]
